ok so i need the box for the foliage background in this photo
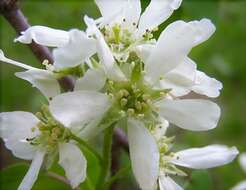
[0,0,245,189]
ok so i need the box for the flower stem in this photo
[71,134,103,165]
[96,125,115,189]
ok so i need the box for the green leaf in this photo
[185,170,213,190]
[0,163,69,190]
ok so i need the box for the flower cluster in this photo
[0,0,239,190]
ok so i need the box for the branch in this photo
[113,128,129,153]
[0,0,74,91]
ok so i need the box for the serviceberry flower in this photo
[0,98,109,190]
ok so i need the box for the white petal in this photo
[127,118,159,190]
[59,143,87,188]
[232,181,246,190]
[159,175,183,190]
[121,0,141,30]
[74,68,106,91]
[18,150,45,190]
[192,71,223,98]
[95,0,126,26]
[15,69,60,100]
[49,91,111,129]
[138,0,182,35]
[0,112,39,160]
[156,99,221,131]
[239,153,246,173]
[84,16,126,81]
[170,145,239,169]
[0,50,36,70]
[53,29,96,69]
[189,18,216,47]
[152,118,169,141]
[135,44,155,63]
[160,57,197,96]
[14,26,69,47]
[145,19,213,84]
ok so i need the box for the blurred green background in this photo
[0,0,245,189]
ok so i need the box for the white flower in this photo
[14,27,96,70]
[95,0,182,36]
[231,153,246,190]
[128,119,238,190]
[0,91,110,190]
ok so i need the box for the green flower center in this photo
[27,106,71,152]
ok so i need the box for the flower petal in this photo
[49,90,111,129]
[192,71,222,98]
[135,44,155,63]
[15,69,60,100]
[160,57,197,96]
[156,99,221,131]
[239,153,246,173]
[138,0,182,35]
[232,181,246,190]
[170,145,239,169]
[145,19,213,84]
[84,16,126,81]
[18,150,45,190]
[74,68,106,91]
[0,50,36,70]
[152,118,169,141]
[159,175,183,190]
[189,18,216,47]
[53,29,96,69]
[59,143,87,188]
[95,0,126,26]
[0,112,39,160]
[15,26,69,47]
[127,118,159,190]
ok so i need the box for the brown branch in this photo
[0,0,74,91]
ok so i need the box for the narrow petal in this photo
[160,57,197,96]
[239,153,246,173]
[0,112,39,160]
[135,44,155,63]
[74,68,106,91]
[152,118,169,141]
[15,69,60,100]
[0,50,36,70]
[15,26,69,47]
[53,29,96,69]
[159,175,183,190]
[127,118,159,190]
[156,99,221,131]
[145,19,213,84]
[192,71,223,98]
[232,181,246,190]
[49,91,111,129]
[95,0,126,26]
[18,150,45,190]
[84,16,126,81]
[189,18,216,47]
[170,145,239,169]
[138,0,182,35]
[59,143,87,188]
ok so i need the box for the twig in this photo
[47,172,81,190]
[113,128,129,153]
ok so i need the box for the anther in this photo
[120,98,128,107]
[135,101,142,110]
[123,18,126,22]
[127,108,135,116]
[133,22,136,26]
